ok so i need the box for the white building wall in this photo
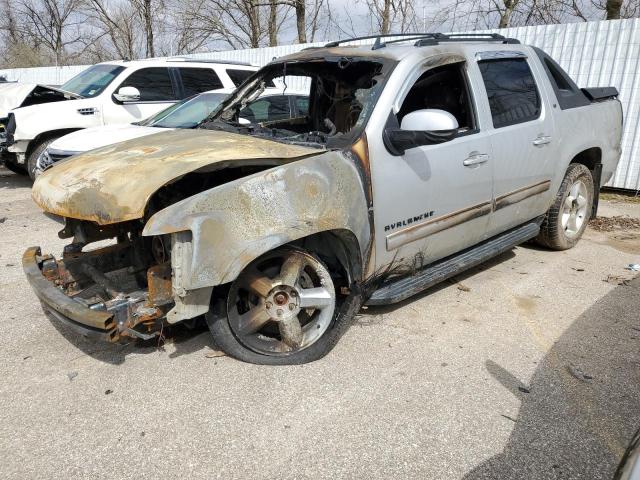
[1,19,639,189]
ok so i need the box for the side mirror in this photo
[113,86,141,103]
[383,109,459,156]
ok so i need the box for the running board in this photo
[366,219,542,306]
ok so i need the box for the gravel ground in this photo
[0,168,639,480]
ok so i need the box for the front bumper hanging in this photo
[23,247,118,341]
[23,246,172,342]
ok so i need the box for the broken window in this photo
[398,63,476,133]
[201,57,395,148]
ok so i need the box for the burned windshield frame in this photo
[199,56,397,149]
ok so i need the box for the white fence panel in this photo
[1,19,639,189]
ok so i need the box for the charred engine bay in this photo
[43,164,281,340]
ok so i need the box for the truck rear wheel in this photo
[535,163,594,250]
[205,247,361,365]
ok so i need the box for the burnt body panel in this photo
[143,151,371,290]
[31,129,317,225]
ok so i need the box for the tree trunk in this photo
[296,0,306,43]
[380,0,391,34]
[268,0,278,46]
[144,0,154,57]
[499,0,517,28]
[606,0,622,19]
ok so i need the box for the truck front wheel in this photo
[535,163,594,250]
[27,137,58,181]
[205,247,361,365]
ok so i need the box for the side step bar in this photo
[366,219,542,306]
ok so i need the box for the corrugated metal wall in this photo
[1,19,639,189]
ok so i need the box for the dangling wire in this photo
[282,62,288,95]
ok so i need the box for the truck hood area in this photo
[32,129,318,225]
[49,124,166,154]
[0,83,79,117]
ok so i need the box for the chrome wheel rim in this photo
[227,250,335,355]
[561,179,589,238]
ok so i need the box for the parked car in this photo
[35,89,309,175]
[1,58,258,178]
[24,33,622,365]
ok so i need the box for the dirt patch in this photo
[603,232,640,255]
[514,295,537,313]
[599,192,640,204]
[589,216,640,232]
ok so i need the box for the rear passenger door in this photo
[475,51,556,235]
[103,67,179,124]
[176,67,224,96]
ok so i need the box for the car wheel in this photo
[205,247,361,365]
[27,137,57,181]
[535,163,594,250]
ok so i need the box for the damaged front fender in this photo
[143,151,371,290]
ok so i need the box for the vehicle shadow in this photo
[360,249,517,317]
[47,310,214,365]
[463,275,640,480]
[0,168,31,190]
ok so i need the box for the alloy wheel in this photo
[227,249,336,355]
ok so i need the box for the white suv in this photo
[1,58,257,178]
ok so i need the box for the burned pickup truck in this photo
[25,33,622,364]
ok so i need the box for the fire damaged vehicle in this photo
[24,33,622,364]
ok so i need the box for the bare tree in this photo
[84,0,141,59]
[605,0,622,18]
[130,0,163,57]
[161,0,211,54]
[360,0,417,34]
[17,0,87,64]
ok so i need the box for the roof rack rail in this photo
[325,33,437,48]
[414,33,520,47]
[324,32,519,50]
[165,57,253,66]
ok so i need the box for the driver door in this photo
[369,60,494,271]
[102,67,180,125]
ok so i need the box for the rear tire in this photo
[205,247,361,365]
[535,163,594,250]
[27,137,57,180]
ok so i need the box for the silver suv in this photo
[24,33,622,365]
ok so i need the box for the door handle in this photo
[532,135,552,146]
[463,153,489,167]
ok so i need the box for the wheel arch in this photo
[144,151,372,292]
[285,229,364,285]
[569,146,601,171]
[26,128,82,158]
[568,146,602,216]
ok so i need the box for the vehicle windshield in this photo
[60,64,125,98]
[138,92,228,128]
[200,58,394,148]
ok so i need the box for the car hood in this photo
[0,83,37,117]
[49,124,166,153]
[32,128,318,225]
[0,83,80,118]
